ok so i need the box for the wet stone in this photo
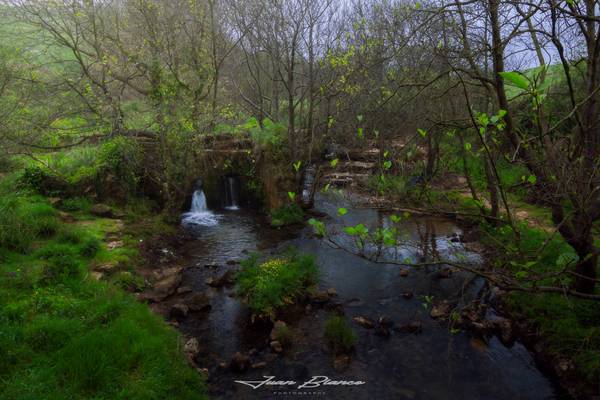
[353,316,375,329]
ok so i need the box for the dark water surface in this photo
[179,193,559,400]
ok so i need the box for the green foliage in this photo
[0,195,59,252]
[60,197,92,213]
[18,166,52,192]
[270,203,304,227]
[508,293,600,382]
[324,315,357,354]
[97,137,142,195]
[236,252,318,318]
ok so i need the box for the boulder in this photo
[230,352,250,372]
[58,211,76,223]
[170,303,189,319]
[94,262,120,273]
[152,272,182,301]
[107,240,124,250]
[430,301,452,319]
[186,292,211,312]
[206,270,236,288]
[311,291,330,304]
[251,361,267,369]
[394,321,422,334]
[270,340,283,353]
[352,316,375,329]
[184,338,200,356]
[326,287,337,297]
[399,269,409,277]
[90,271,104,281]
[333,354,350,371]
[177,285,193,295]
[90,203,114,218]
[270,321,287,341]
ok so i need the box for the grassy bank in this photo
[0,191,206,399]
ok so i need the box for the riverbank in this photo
[0,193,207,399]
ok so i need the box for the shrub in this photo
[18,166,51,192]
[60,197,92,213]
[270,203,304,227]
[236,251,318,318]
[324,315,357,354]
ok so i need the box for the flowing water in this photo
[181,189,220,226]
[178,192,560,400]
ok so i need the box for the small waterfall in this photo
[191,189,208,213]
[181,182,219,226]
[223,175,240,210]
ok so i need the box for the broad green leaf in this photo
[357,127,364,139]
[417,128,427,137]
[337,207,348,216]
[383,160,392,170]
[287,191,296,201]
[330,158,339,167]
[464,142,472,151]
[499,71,529,90]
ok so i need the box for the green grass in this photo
[236,251,318,318]
[324,315,357,354]
[270,203,305,227]
[0,193,206,399]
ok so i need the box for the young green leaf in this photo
[499,71,529,90]
[293,160,302,172]
[330,158,339,167]
[337,207,348,216]
[288,191,296,201]
[417,128,427,138]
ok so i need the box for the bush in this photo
[60,197,92,213]
[270,203,304,227]
[324,315,357,354]
[236,251,318,318]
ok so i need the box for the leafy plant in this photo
[236,252,318,319]
[270,203,304,227]
[324,316,357,354]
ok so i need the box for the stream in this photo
[176,191,560,400]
